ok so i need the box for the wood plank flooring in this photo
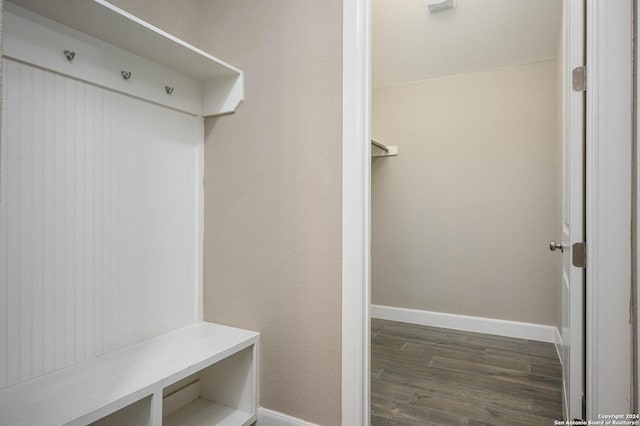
[371,319,563,426]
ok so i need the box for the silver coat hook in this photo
[121,71,132,80]
[63,50,76,62]
[165,86,174,95]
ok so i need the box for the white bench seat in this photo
[0,322,260,426]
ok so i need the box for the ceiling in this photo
[372,0,562,88]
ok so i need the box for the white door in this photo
[555,0,586,420]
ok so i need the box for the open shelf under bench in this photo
[0,322,260,426]
[164,399,253,426]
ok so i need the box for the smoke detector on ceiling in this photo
[424,0,456,14]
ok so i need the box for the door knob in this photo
[549,241,567,252]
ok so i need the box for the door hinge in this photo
[572,242,586,268]
[572,66,586,92]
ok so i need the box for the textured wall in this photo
[198,2,343,424]
[1,0,3,181]
[372,60,561,326]
[108,0,201,47]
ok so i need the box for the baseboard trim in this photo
[562,382,569,421]
[257,407,319,426]
[554,327,563,366]
[371,305,559,343]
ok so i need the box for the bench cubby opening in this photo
[90,395,154,426]
[162,345,257,426]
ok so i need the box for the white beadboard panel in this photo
[0,58,201,389]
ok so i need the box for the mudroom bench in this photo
[0,323,259,426]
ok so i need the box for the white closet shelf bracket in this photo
[4,0,244,118]
[371,138,398,158]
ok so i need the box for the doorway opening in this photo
[369,1,578,424]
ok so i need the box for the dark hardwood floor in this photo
[371,319,563,426]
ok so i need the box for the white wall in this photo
[372,60,561,326]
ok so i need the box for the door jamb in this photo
[585,0,634,418]
[342,0,371,425]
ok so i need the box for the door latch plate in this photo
[572,242,586,268]
[572,66,586,92]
